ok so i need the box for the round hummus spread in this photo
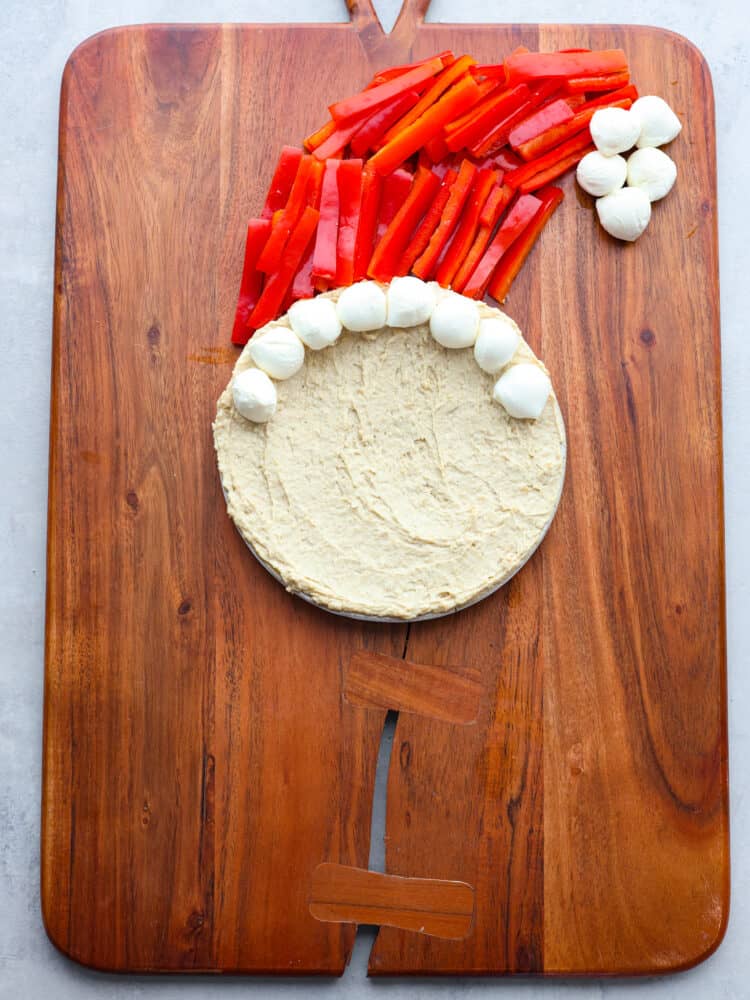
[213,289,565,620]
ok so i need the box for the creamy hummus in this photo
[213,291,565,620]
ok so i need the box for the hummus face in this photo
[214,294,566,620]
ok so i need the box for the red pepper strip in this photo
[505,128,594,189]
[505,48,628,84]
[452,185,514,293]
[248,207,320,329]
[336,159,364,286]
[313,114,368,160]
[305,157,326,208]
[291,243,315,300]
[369,51,454,86]
[472,64,507,80]
[412,158,477,279]
[468,98,536,158]
[435,168,496,287]
[444,84,530,153]
[565,93,587,109]
[488,186,563,303]
[516,96,632,161]
[462,194,542,299]
[518,142,594,192]
[349,90,421,157]
[353,166,383,282]
[374,168,414,245]
[370,75,481,176]
[471,147,522,172]
[304,119,336,152]
[257,155,314,272]
[424,134,450,164]
[578,83,638,111]
[367,167,441,282]
[380,55,478,145]
[231,219,272,345]
[508,98,575,150]
[261,147,304,219]
[479,182,514,227]
[558,47,591,53]
[311,160,340,288]
[330,55,446,122]
[564,69,631,93]
[398,168,458,274]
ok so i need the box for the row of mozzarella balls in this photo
[232,278,551,424]
[576,95,681,241]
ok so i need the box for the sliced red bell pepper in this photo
[508,98,574,150]
[261,147,304,219]
[368,166,441,282]
[311,160,340,289]
[374,168,413,243]
[305,157,326,208]
[462,193,542,299]
[368,51,454,87]
[564,69,631,93]
[488,186,563,303]
[504,128,594,189]
[257,155,314,272]
[353,165,383,282]
[444,84,531,153]
[565,93,587,109]
[313,115,368,160]
[330,55,446,122]
[335,158,364,286]
[472,63,507,80]
[505,49,628,85]
[248,206,320,329]
[479,182,514,228]
[424,134,450,164]
[452,195,514,294]
[517,142,594,192]
[380,54,477,145]
[291,243,315,300]
[434,168,496,287]
[231,218,272,345]
[578,83,639,111]
[471,147,522,172]
[304,120,336,152]
[412,158,477,279]
[370,75,481,176]
[516,96,632,161]
[349,90,420,157]
[398,168,458,274]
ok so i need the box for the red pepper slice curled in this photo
[261,147,304,219]
[231,218,272,345]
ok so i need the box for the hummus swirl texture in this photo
[214,292,566,620]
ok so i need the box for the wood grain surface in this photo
[43,0,728,976]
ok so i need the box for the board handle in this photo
[345,0,431,48]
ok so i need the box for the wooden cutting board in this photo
[42,0,728,976]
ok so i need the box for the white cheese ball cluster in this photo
[576,95,681,242]
[231,279,551,424]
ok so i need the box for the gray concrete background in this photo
[1,1,747,997]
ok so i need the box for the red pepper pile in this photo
[232,47,637,345]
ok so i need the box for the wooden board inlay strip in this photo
[345,650,483,724]
[309,863,475,939]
